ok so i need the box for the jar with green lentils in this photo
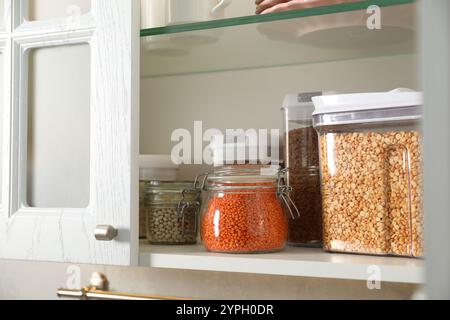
[144,181,201,245]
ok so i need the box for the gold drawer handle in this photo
[57,273,190,301]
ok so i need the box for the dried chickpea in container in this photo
[145,181,201,245]
[312,90,424,257]
[139,155,179,239]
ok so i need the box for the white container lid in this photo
[312,89,423,127]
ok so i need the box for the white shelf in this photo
[139,243,425,284]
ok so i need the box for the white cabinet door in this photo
[0,0,140,265]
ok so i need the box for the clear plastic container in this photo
[144,181,201,245]
[200,165,298,254]
[282,93,324,247]
[312,90,424,257]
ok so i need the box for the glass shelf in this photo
[141,0,416,78]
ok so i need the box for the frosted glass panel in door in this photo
[28,0,91,21]
[27,44,90,208]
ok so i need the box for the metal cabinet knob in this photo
[95,225,118,241]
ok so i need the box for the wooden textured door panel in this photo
[0,0,140,266]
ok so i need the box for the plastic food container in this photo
[144,181,201,245]
[139,155,179,239]
[282,92,325,247]
[312,89,424,257]
[200,165,298,254]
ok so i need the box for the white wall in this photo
[140,54,418,179]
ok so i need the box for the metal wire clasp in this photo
[177,180,203,237]
[277,168,300,220]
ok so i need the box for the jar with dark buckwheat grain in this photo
[283,94,323,247]
[287,128,323,247]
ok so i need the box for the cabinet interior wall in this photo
[140,54,418,180]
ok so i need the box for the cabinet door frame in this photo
[0,0,140,266]
[0,0,12,255]
[0,40,9,230]
[421,0,450,299]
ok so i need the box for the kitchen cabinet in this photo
[0,0,449,298]
[138,0,426,286]
[0,0,140,265]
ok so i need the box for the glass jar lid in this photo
[144,181,196,194]
[144,181,200,206]
[201,165,281,191]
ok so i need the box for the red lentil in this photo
[201,183,288,253]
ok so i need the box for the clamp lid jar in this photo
[144,181,201,245]
[199,165,298,254]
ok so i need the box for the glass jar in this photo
[139,155,180,239]
[200,165,297,254]
[282,93,324,247]
[144,181,201,245]
[313,90,424,257]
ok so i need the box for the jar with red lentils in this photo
[200,165,298,254]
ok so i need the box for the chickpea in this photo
[319,131,423,257]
